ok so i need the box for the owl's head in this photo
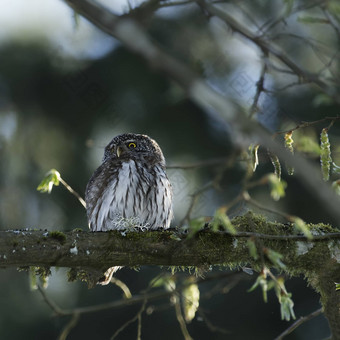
[103,133,166,166]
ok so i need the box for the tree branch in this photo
[1,214,339,272]
[2,213,339,336]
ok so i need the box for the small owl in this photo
[85,133,173,284]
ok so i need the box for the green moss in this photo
[49,231,67,244]
[72,228,83,233]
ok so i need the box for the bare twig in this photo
[37,284,65,316]
[59,177,86,209]
[111,299,146,340]
[198,309,230,335]
[249,58,268,118]
[173,293,193,340]
[111,277,132,299]
[273,116,340,137]
[58,313,80,340]
[274,307,323,340]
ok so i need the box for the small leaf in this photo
[248,269,270,303]
[182,279,200,323]
[320,128,332,181]
[211,206,236,235]
[264,248,286,269]
[268,152,281,179]
[335,282,340,291]
[247,238,259,260]
[290,216,313,240]
[332,180,340,196]
[150,275,174,289]
[187,217,206,238]
[29,267,38,290]
[332,162,340,175]
[274,279,296,322]
[284,131,294,175]
[37,169,61,194]
[267,173,287,201]
[249,144,260,172]
[170,234,182,241]
[281,293,295,320]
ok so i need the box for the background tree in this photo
[0,0,340,339]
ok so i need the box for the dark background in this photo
[0,1,338,339]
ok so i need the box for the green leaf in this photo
[188,217,206,238]
[264,248,286,269]
[150,275,176,292]
[211,206,236,235]
[37,169,61,194]
[247,238,259,260]
[249,144,260,172]
[280,293,296,320]
[248,269,274,303]
[268,153,281,180]
[274,278,296,321]
[284,131,294,175]
[332,180,340,196]
[320,128,332,181]
[290,216,313,240]
[268,173,287,201]
[248,272,268,302]
[29,267,38,290]
[182,279,200,323]
[335,282,340,291]
[332,162,340,175]
[170,234,182,241]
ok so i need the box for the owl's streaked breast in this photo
[87,159,173,231]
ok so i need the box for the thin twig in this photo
[58,313,80,340]
[273,116,340,137]
[37,284,65,316]
[274,307,323,340]
[249,58,268,118]
[244,193,291,220]
[111,277,132,299]
[59,177,86,209]
[197,309,230,335]
[173,293,193,340]
[111,299,147,340]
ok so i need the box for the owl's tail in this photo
[98,266,122,285]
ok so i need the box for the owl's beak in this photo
[116,146,123,158]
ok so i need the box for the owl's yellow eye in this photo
[128,142,136,148]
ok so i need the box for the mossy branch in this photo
[1,213,339,337]
[0,214,339,273]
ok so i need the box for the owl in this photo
[85,133,173,284]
